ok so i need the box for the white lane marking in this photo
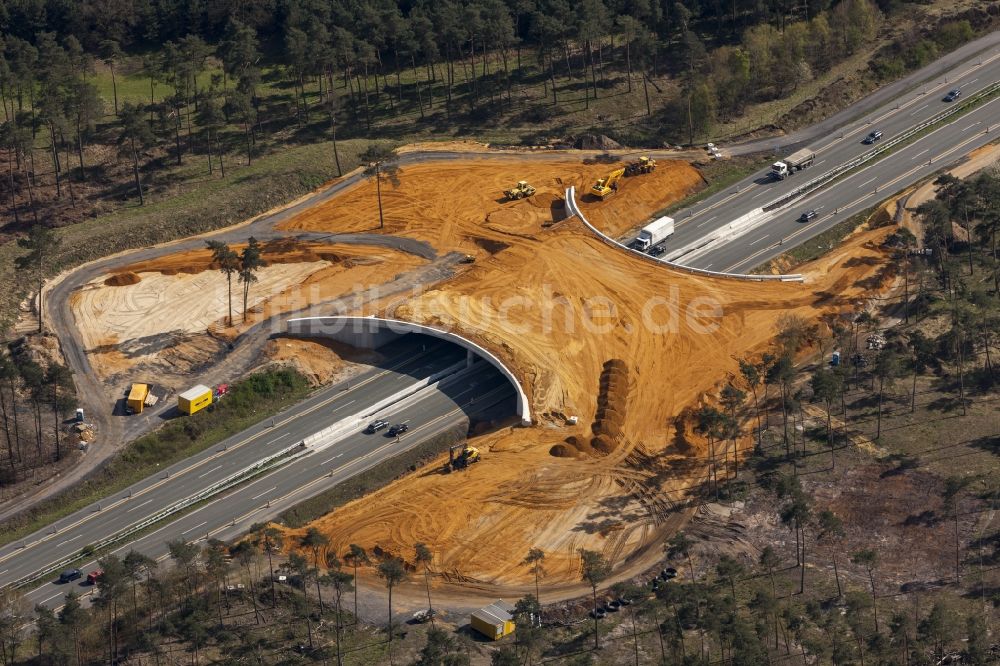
[181,521,207,536]
[751,191,766,199]
[250,486,277,500]
[966,77,978,86]
[41,591,63,604]
[126,498,154,513]
[911,148,929,160]
[963,122,980,131]
[702,264,713,270]
[333,400,355,410]
[749,235,769,246]
[815,160,826,166]
[57,535,83,547]
[0,569,7,576]
[910,103,928,115]
[197,464,222,479]
[704,215,717,223]
[321,454,344,464]
[857,176,877,189]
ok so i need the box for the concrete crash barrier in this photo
[564,187,804,282]
[286,316,532,426]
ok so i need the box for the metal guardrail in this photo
[7,439,308,591]
[564,187,803,282]
[760,79,1000,212]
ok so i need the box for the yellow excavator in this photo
[504,181,536,200]
[625,156,657,176]
[443,443,481,473]
[590,168,625,200]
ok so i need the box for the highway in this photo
[8,35,998,613]
[2,334,514,608]
[611,42,1000,271]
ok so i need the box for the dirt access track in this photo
[57,150,895,600]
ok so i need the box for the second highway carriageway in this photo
[631,43,1000,266]
[1,333,515,608]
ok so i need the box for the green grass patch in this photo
[655,153,777,219]
[0,368,311,548]
[278,424,466,528]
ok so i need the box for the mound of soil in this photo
[104,272,141,286]
[574,134,623,150]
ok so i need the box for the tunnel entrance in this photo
[286,316,531,425]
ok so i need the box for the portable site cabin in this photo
[470,600,516,641]
[127,384,149,414]
[178,384,213,416]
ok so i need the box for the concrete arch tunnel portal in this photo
[286,316,531,426]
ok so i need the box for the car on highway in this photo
[943,89,961,102]
[86,570,103,585]
[58,569,82,584]
[364,419,389,434]
[862,129,883,144]
[387,423,409,437]
[648,245,666,257]
[798,209,818,223]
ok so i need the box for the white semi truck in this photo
[770,149,816,180]
[635,216,675,251]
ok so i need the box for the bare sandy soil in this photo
[65,152,896,601]
[268,158,894,596]
[70,241,425,386]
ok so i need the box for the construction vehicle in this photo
[591,168,625,199]
[443,443,481,472]
[769,149,815,180]
[625,156,657,176]
[504,181,536,200]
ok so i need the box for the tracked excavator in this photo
[590,168,625,200]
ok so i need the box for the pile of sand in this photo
[104,272,141,286]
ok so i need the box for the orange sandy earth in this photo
[268,158,894,592]
[70,240,425,382]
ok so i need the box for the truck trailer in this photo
[770,149,816,180]
[178,384,213,416]
[635,216,675,251]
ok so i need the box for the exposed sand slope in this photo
[272,158,892,590]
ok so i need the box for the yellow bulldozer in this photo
[590,168,625,200]
[625,156,657,176]
[443,444,481,473]
[503,181,536,200]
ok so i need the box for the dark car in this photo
[798,210,818,223]
[648,245,666,257]
[364,419,389,434]
[943,89,961,102]
[863,130,883,144]
[58,569,82,584]
[387,423,409,437]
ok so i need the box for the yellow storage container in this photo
[470,600,516,641]
[178,384,213,415]
[127,384,149,414]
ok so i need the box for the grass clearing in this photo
[0,368,311,548]
[654,153,778,219]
